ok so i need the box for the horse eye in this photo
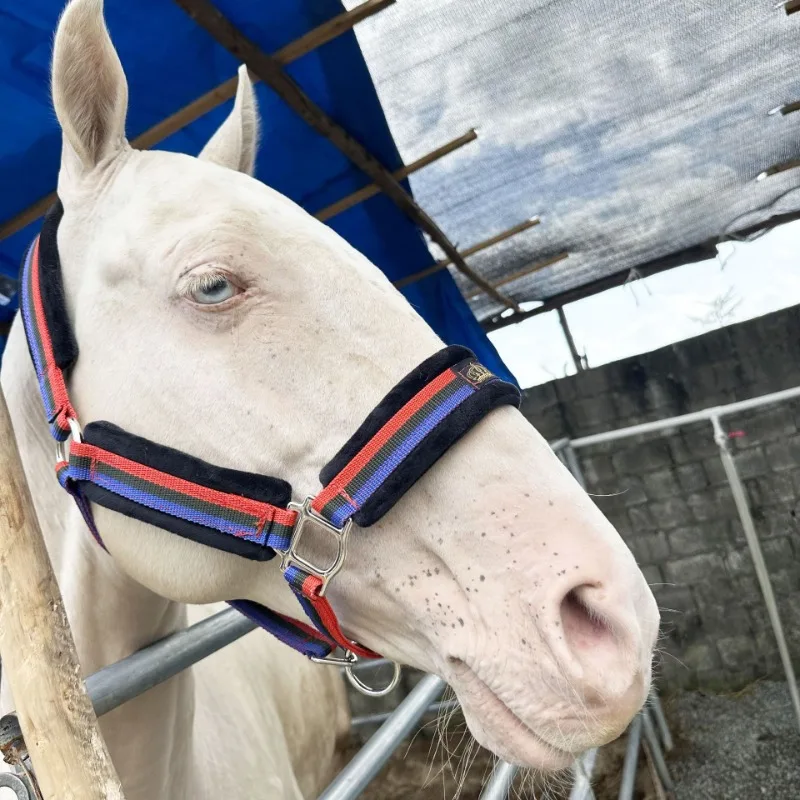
[190,276,237,305]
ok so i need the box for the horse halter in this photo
[20,201,521,695]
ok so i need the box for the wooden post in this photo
[0,0,395,244]
[0,389,125,800]
[173,0,520,313]
[464,252,568,299]
[394,217,541,289]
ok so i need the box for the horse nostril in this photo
[560,585,617,649]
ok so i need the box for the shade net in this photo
[347,0,800,323]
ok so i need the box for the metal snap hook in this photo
[310,651,402,697]
[345,658,402,698]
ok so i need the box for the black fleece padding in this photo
[38,200,79,371]
[77,481,275,561]
[84,421,292,506]
[320,345,474,486]
[351,378,520,526]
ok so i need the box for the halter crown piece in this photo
[20,201,521,695]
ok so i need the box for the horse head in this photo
[44,0,658,770]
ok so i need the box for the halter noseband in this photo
[20,201,521,690]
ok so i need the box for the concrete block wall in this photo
[522,304,800,691]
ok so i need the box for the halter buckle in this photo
[54,417,83,465]
[279,497,352,597]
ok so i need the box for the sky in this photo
[489,220,800,388]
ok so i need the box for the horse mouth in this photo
[445,659,577,771]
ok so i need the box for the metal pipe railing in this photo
[319,674,446,800]
[479,760,518,800]
[567,386,800,734]
[568,748,598,800]
[351,698,459,729]
[618,715,643,800]
[87,607,256,717]
[711,414,800,731]
[641,708,674,794]
[570,385,800,449]
[648,691,673,752]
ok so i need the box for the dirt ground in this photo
[344,681,799,799]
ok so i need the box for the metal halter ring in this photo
[279,497,352,597]
[311,651,402,698]
[55,417,83,465]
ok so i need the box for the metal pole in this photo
[648,691,673,752]
[557,306,585,372]
[319,674,446,800]
[711,414,800,733]
[351,699,459,729]
[479,760,518,800]
[618,715,642,800]
[570,386,800,450]
[0,772,32,800]
[569,748,598,800]
[641,708,674,793]
[562,444,588,491]
[86,608,256,717]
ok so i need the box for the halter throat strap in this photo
[19,201,521,663]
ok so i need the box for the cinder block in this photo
[723,547,756,578]
[649,497,693,529]
[642,468,681,500]
[611,441,672,476]
[668,525,713,557]
[664,552,726,583]
[628,504,657,531]
[765,435,800,471]
[578,453,614,489]
[702,456,728,486]
[686,491,720,522]
[563,394,618,436]
[629,532,669,565]
[731,406,797,443]
[640,564,663,586]
[676,462,709,493]
[733,446,768,480]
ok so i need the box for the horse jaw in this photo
[48,0,660,771]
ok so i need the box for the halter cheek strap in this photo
[20,200,522,666]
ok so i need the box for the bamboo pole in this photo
[438,217,540,267]
[756,157,800,181]
[464,251,568,299]
[0,389,124,800]
[0,0,395,243]
[173,0,520,312]
[315,129,478,221]
[393,217,540,289]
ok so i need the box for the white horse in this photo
[0,1,659,798]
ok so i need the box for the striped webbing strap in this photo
[19,204,77,442]
[20,200,522,662]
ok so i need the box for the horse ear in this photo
[198,66,260,176]
[52,0,128,184]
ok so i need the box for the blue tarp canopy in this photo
[0,0,514,381]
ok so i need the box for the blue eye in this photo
[190,276,237,305]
